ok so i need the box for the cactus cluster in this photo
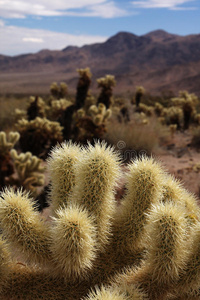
[0,141,200,299]
[0,131,20,189]
[8,149,45,197]
[16,117,63,157]
[50,82,68,99]
[73,103,112,143]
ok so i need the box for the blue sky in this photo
[0,0,199,56]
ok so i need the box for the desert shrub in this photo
[104,115,169,161]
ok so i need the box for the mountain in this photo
[0,30,200,96]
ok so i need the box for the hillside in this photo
[0,29,200,95]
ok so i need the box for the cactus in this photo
[7,149,45,197]
[16,117,63,158]
[97,75,116,108]
[27,96,46,120]
[0,141,200,299]
[162,106,183,129]
[113,156,166,253]
[135,86,145,108]
[72,103,112,143]
[50,82,68,99]
[0,131,20,189]
[75,68,92,109]
[47,141,81,214]
[171,91,198,130]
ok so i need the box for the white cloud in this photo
[131,0,197,9]
[23,37,44,43]
[0,0,127,18]
[0,23,108,56]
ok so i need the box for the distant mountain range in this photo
[0,29,200,96]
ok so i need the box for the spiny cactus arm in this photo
[114,156,166,253]
[0,131,20,154]
[72,141,121,249]
[0,188,52,265]
[50,205,97,280]
[162,174,200,223]
[47,141,81,215]
[84,286,130,300]
[85,283,147,300]
[133,202,190,299]
[175,221,200,296]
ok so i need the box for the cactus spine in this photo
[0,188,51,265]
[114,157,165,253]
[50,206,96,280]
[72,142,121,249]
[47,142,81,214]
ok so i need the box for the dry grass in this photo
[104,115,170,161]
[0,95,28,132]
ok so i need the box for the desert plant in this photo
[0,141,200,299]
[0,131,20,189]
[27,96,46,121]
[135,86,145,108]
[104,116,169,161]
[171,91,198,130]
[7,149,45,198]
[75,68,92,109]
[50,82,68,99]
[97,75,116,108]
[162,106,183,129]
[72,103,112,143]
[16,117,63,158]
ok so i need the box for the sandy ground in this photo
[155,130,200,199]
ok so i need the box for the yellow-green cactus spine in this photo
[85,286,129,300]
[115,156,165,253]
[50,206,97,280]
[47,141,81,215]
[162,174,200,225]
[0,188,51,266]
[175,221,200,297]
[72,142,121,249]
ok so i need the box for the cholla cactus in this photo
[162,106,183,129]
[16,117,63,158]
[1,141,200,299]
[135,86,145,108]
[0,131,20,189]
[27,96,46,120]
[137,103,153,117]
[50,82,68,99]
[154,102,164,117]
[89,103,112,126]
[171,91,198,130]
[0,131,20,155]
[7,149,45,197]
[76,68,92,109]
[73,103,112,143]
[47,99,73,120]
[47,142,81,214]
[97,75,116,108]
